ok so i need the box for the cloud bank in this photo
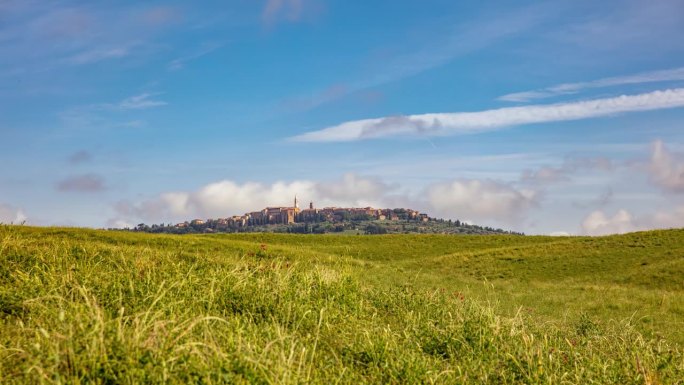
[109,140,684,235]
[110,173,539,228]
[291,88,684,142]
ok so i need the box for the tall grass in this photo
[1,226,682,383]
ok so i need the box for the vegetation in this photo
[1,225,683,383]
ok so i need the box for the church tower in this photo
[294,195,299,209]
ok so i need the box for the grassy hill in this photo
[1,225,683,383]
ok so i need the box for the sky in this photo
[1,0,684,235]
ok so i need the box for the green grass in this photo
[1,225,683,384]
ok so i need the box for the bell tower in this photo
[294,195,299,209]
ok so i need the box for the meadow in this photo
[1,225,683,383]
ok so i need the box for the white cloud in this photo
[315,173,394,205]
[649,139,684,193]
[549,231,571,236]
[191,180,315,217]
[581,207,684,235]
[291,88,684,142]
[426,179,537,224]
[0,203,27,224]
[114,191,193,221]
[581,209,637,236]
[499,67,684,102]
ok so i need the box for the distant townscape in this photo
[178,196,428,228]
[126,196,522,235]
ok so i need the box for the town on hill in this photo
[127,196,523,235]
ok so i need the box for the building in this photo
[247,196,301,225]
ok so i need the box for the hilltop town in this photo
[128,196,522,235]
[176,196,429,229]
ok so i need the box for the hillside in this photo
[1,225,683,383]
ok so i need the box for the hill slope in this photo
[1,226,683,383]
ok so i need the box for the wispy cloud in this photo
[116,93,167,110]
[262,0,311,27]
[550,0,684,56]
[58,93,164,131]
[363,5,551,90]
[572,188,614,210]
[278,3,551,112]
[499,67,684,102]
[0,2,188,75]
[168,42,223,71]
[521,157,613,185]
[291,88,684,142]
[65,46,131,65]
[138,6,181,26]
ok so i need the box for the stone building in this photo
[248,196,301,225]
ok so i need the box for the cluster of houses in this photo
[175,196,429,229]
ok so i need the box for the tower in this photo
[309,201,313,209]
[294,195,299,209]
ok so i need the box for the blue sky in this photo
[2,0,684,235]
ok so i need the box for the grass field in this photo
[1,225,683,383]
